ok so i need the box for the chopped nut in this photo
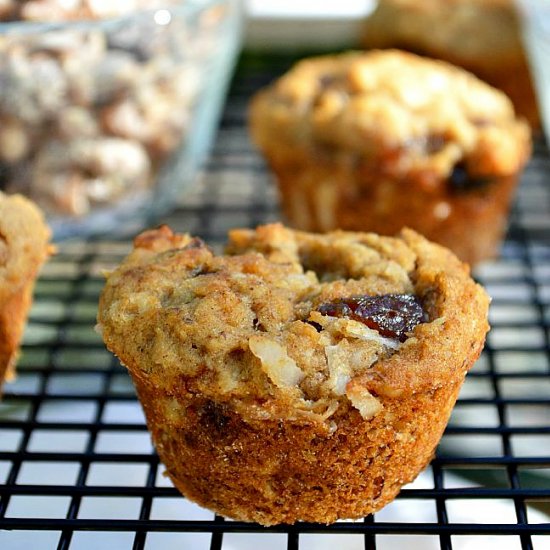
[0,118,29,162]
[0,3,220,218]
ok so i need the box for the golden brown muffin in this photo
[361,0,539,128]
[249,50,532,266]
[98,223,490,525]
[0,192,51,390]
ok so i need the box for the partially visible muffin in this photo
[98,223,490,525]
[0,192,51,390]
[361,0,539,128]
[249,50,532,266]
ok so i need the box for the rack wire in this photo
[1,54,550,550]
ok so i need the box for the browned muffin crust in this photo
[0,192,52,388]
[98,223,490,525]
[249,50,532,265]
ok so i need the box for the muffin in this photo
[98,223,490,525]
[249,50,532,266]
[0,192,51,390]
[361,0,539,128]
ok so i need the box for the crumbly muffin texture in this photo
[251,49,529,180]
[249,50,531,265]
[99,224,490,524]
[0,192,51,387]
[100,224,416,422]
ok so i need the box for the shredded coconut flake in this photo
[346,384,383,420]
[324,343,352,396]
[248,335,304,388]
[340,321,401,350]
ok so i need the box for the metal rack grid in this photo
[1,55,550,549]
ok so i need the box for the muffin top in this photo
[250,50,531,180]
[98,223,490,430]
[0,191,51,304]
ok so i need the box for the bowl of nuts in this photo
[0,0,243,239]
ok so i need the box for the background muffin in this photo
[0,192,51,390]
[249,50,532,266]
[98,223,490,525]
[361,0,539,128]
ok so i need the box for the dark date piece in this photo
[449,163,493,192]
[317,293,425,342]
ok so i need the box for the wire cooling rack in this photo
[1,54,550,550]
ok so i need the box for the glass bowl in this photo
[0,0,243,239]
